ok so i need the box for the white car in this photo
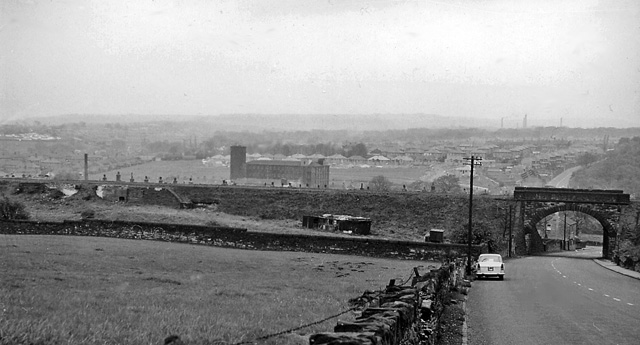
[476,253,505,280]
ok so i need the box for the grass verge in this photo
[1,235,435,345]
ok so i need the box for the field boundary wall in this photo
[309,259,467,345]
[0,219,483,261]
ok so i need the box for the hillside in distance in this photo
[572,136,640,197]
[212,113,492,131]
[27,113,493,131]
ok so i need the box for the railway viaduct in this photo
[513,187,635,259]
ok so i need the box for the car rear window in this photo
[479,255,502,263]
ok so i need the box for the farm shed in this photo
[302,214,371,235]
[426,229,444,243]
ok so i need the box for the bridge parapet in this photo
[514,187,630,205]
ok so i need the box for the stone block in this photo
[379,301,415,324]
[379,289,417,306]
[309,332,379,345]
[360,308,400,320]
[421,299,433,320]
[334,319,393,344]
[340,313,402,343]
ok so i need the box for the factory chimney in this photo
[84,153,88,181]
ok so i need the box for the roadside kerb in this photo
[593,259,640,280]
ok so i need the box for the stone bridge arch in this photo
[526,203,616,234]
[524,203,618,257]
[514,187,631,259]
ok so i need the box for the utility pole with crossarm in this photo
[463,156,482,275]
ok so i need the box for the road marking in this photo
[550,258,634,307]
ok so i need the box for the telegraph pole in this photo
[463,156,482,275]
[508,205,513,257]
[563,212,568,250]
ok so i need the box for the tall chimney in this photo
[84,153,88,181]
[230,146,247,180]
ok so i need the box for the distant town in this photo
[2,119,633,196]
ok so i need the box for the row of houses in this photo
[0,153,144,178]
[371,144,538,163]
[527,146,597,171]
[203,144,541,167]
[204,153,416,166]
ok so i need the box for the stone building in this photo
[230,145,329,186]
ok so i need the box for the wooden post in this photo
[508,205,513,257]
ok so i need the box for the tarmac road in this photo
[547,166,582,188]
[466,247,640,345]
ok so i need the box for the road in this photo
[467,247,640,345]
[547,166,582,188]
[544,166,583,238]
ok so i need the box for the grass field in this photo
[89,160,228,185]
[0,235,434,345]
[328,166,432,188]
[91,160,448,189]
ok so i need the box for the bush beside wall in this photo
[614,240,640,273]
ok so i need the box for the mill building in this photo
[230,146,330,187]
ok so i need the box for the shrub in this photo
[369,175,392,191]
[205,220,222,227]
[433,175,463,194]
[450,220,505,253]
[0,195,30,220]
[52,170,81,181]
[80,209,96,219]
[615,239,640,272]
[47,189,66,199]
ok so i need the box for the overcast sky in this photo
[1,0,639,128]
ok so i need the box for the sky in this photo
[1,0,639,128]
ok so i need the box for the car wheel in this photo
[499,276,504,280]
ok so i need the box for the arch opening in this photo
[524,203,616,258]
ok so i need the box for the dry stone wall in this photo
[310,260,467,345]
[0,219,483,261]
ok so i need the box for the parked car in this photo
[476,253,505,280]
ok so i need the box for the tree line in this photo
[572,136,640,197]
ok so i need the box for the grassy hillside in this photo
[1,178,510,249]
[0,235,427,345]
[176,186,508,242]
[572,136,640,198]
